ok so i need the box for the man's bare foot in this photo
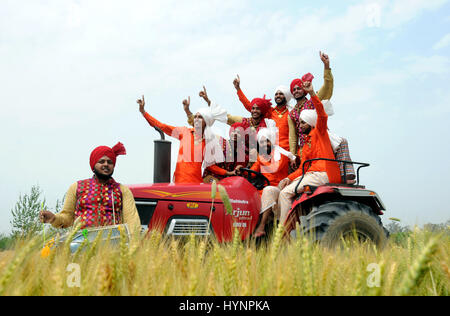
[254,230,266,238]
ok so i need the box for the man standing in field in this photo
[39,142,141,236]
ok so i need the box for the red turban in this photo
[89,142,126,170]
[290,73,315,94]
[250,95,272,117]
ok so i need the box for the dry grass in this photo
[0,227,448,296]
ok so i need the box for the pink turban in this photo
[290,73,315,94]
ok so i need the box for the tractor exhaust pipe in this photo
[153,127,171,183]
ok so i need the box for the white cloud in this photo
[433,33,450,50]
[404,55,450,75]
[381,0,449,28]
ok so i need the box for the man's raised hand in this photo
[199,86,211,106]
[302,81,315,96]
[233,74,240,91]
[183,96,191,112]
[320,51,330,69]
[137,95,145,114]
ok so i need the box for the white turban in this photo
[274,85,293,105]
[299,109,318,127]
[299,101,343,153]
[196,101,227,127]
[299,100,334,127]
[257,119,296,162]
[196,101,228,169]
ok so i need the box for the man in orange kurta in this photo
[233,76,292,152]
[244,119,295,237]
[138,95,225,184]
[277,82,341,225]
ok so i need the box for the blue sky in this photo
[0,0,449,233]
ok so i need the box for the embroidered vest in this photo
[289,98,315,149]
[75,177,123,229]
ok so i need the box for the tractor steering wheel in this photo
[238,168,270,191]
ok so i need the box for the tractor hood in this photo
[128,176,260,207]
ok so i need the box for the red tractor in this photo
[129,130,388,247]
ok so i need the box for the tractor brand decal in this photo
[233,222,247,228]
[187,202,199,209]
[232,208,252,221]
[230,199,249,205]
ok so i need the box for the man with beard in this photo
[278,81,341,226]
[289,51,334,156]
[139,94,228,183]
[290,52,355,183]
[234,77,293,153]
[202,122,251,183]
[240,119,296,237]
[39,142,141,235]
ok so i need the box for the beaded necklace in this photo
[274,106,288,118]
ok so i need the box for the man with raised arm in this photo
[185,86,271,134]
[233,75,293,152]
[277,81,341,226]
[184,86,272,180]
[234,52,334,157]
[289,52,355,183]
[138,94,227,184]
[289,51,334,156]
[39,142,141,236]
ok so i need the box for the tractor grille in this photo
[167,218,211,236]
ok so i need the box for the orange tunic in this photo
[237,89,291,151]
[251,154,290,187]
[287,95,341,184]
[143,112,205,184]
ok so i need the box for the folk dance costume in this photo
[50,143,141,235]
[237,89,292,152]
[144,102,227,184]
[289,72,355,182]
[252,119,296,219]
[187,97,272,181]
[279,96,342,224]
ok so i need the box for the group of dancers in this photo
[139,52,355,236]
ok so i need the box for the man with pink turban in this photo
[278,81,341,227]
[289,51,334,156]
[39,142,141,236]
[289,52,355,183]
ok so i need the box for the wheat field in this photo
[0,225,448,296]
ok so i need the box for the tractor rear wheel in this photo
[300,200,388,248]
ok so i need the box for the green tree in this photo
[10,185,46,239]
